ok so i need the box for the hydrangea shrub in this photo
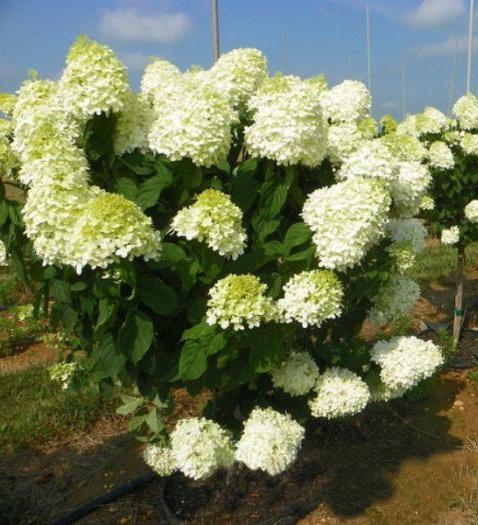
[0,37,444,479]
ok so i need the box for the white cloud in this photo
[407,0,465,28]
[381,101,398,110]
[100,8,192,43]
[416,35,477,57]
[118,51,150,71]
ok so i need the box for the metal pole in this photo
[401,66,406,118]
[449,37,459,113]
[211,0,220,63]
[366,5,372,94]
[467,0,474,92]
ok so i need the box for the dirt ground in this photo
[3,274,478,524]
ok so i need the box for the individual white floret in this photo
[441,226,460,245]
[0,239,7,266]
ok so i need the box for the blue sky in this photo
[0,0,476,119]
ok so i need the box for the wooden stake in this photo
[453,245,465,347]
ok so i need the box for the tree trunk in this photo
[453,245,465,348]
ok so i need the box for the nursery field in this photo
[2,243,478,525]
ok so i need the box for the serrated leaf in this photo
[283,223,312,253]
[178,339,207,380]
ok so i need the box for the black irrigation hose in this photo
[50,472,159,525]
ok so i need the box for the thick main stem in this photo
[453,245,465,348]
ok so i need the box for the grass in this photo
[407,241,478,283]
[0,366,111,452]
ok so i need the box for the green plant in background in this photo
[0,37,445,480]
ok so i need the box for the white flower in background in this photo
[357,116,378,139]
[389,161,431,218]
[336,140,395,185]
[386,219,427,254]
[319,80,371,123]
[370,383,407,402]
[69,192,161,273]
[58,36,129,121]
[465,200,478,222]
[143,444,177,477]
[170,417,234,480]
[171,189,246,260]
[13,304,34,321]
[370,336,444,391]
[420,195,435,210]
[396,114,419,137]
[148,78,235,167]
[428,141,455,170]
[443,129,463,146]
[209,48,267,108]
[245,74,327,167]
[278,270,343,327]
[302,177,391,271]
[140,58,181,101]
[460,132,478,156]
[235,407,305,475]
[206,274,277,330]
[0,239,7,266]
[369,277,420,327]
[308,367,370,419]
[415,107,449,136]
[326,122,365,164]
[114,92,153,155]
[270,351,320,396]
[380,133,427,162]
[453,93,478,130]
[441,226,460,245]
[48,362,83,390]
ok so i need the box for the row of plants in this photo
[1,36,478,480]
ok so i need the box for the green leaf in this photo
[232,169,260,212]
[51,280,71,303]
[0,201,8,228]
[284,246,316,262]
[95,298,117,336]
[160,243,187,265]
[179,339,208,380]
[145,408,164,433]
[94,335,126,377]
[118,311,154,364]
[138,278,178,315]
[136,171,173,211]
[115,177,138,200]
[283,223,312,253]
[116,396,144,415]
[249,331,286,373]
[181,322,216,341]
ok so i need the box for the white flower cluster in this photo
[441,226,460,245]
[114,92,152,155]
[69,193,161,273]
[386,219,427,254]
[171,189,247,259]
[428,141,455,170]
[0,239,7,266]
[140,59,181,101]
[460,132,478,156]
[308,367,370,419]
[58,36,129,121]
[369,277,420,327]
[270,351,320,396]
[370,336,444,391]
[380,133,427,162]
[336,140,395,184]
[465,200,478,222]
[319,80,371,123]
[415,107,449,136]
[235,407,305,475]
[326,122,365,164]
[389,161,431,217]
[148,74,236,167]
[278,270,343,327]
[206,274,277,330]
[245,74,327,167]
[10,39,162,272]
[453,94,478,130]
[210,48,267,108]
[420,195,435,210]
[170,417,234,480]
[143,443,177,477]
[302,177,391,271]
[48,361,83,390]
